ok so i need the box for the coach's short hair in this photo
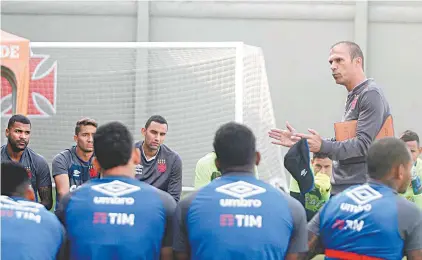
[367,137,411,180]
[1,161,30,196]
[400,130,419,145]
[145,115,167,129]
[313,152,330,160]
[7,114,31,129]
[213,122,256,171]
[75,117,98,135]
[331,41,364,70]
[94,121,133,170]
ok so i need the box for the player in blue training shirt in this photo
[1,161,64,260]
[56,121,176,260]
[173,122,308,260]
[52,118,99,207]
[134,115,182,201]
[1,114,53,210]
[307,137,422,260]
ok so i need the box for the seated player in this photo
[52,118,99,206]
[194,151,259,189]
[55,121,176,260]
[1,114,53,209]
[400,130,422,209]
[289,152,332,221]
[1,162,64,260]
[134,115,182,201]
[307,137,422,260]
[173,122,308,260]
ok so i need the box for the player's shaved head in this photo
[213,122,259,173]
[331,41,364,70]
[1,161,31,197]
[367,137,412,191]
[94,121,134,170]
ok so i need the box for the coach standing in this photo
[135,115,182,202]
[270,41,391,195]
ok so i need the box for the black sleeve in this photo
[168,155,182,202]
[157,190,177,247]
[173,192,197,253]
[55,192,73,226]
[286,196,309,254]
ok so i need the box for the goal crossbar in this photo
[30,42,245,49]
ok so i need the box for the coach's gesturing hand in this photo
[269,121,300,148]
[293,129,322,152]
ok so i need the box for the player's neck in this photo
[345,74,367,92]
[6,143,24,162]
[379,178,399,192]
[142,142,158,159]
[102,165,135,178]
[222,166,254,175]
[75,146,94,162]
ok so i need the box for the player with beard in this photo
[135,115,182,202]
[52,118,98,206]
[1,114,53,210]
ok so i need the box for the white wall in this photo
[2,0,422,144]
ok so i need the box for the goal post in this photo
[17,42,287,192]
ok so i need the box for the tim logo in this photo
[216,181,266,208]
[332,219,364,232]
[1,54,57,117]
[219,214,262,228]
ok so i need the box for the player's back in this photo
[319,182,421,260]
[56,176,175,260]
[174,173,307,260]
[0,195,64,260]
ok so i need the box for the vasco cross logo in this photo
[91,180,140,205]
[216,181,266,208]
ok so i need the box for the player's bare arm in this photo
[38,186,53,210]
[175,252,189,260]
[407,249,422,260]
[285,252,307,260]
[160,247,173,260]
[54,174,70,200]
[307,231,323,259]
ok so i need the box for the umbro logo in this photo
[345,185,383,205]
[73,170,80,177]
[91,180,140,197]
[301,169,307,177]
[216,181,266,199]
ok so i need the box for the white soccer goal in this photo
[14,42,287,191]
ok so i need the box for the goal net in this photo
[1,42,287,191]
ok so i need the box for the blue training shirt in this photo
[173,172,308,260]
[55,176,176,260]
[0,195,64,260]
[308,181,422,260]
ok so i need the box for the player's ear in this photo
[132,147,141,165]
[141,127,146,137]
[25,184,35,201]
[255,151,261,166]
[215,158,221,172]
[5,127,9,138]
[73,134,78,142]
